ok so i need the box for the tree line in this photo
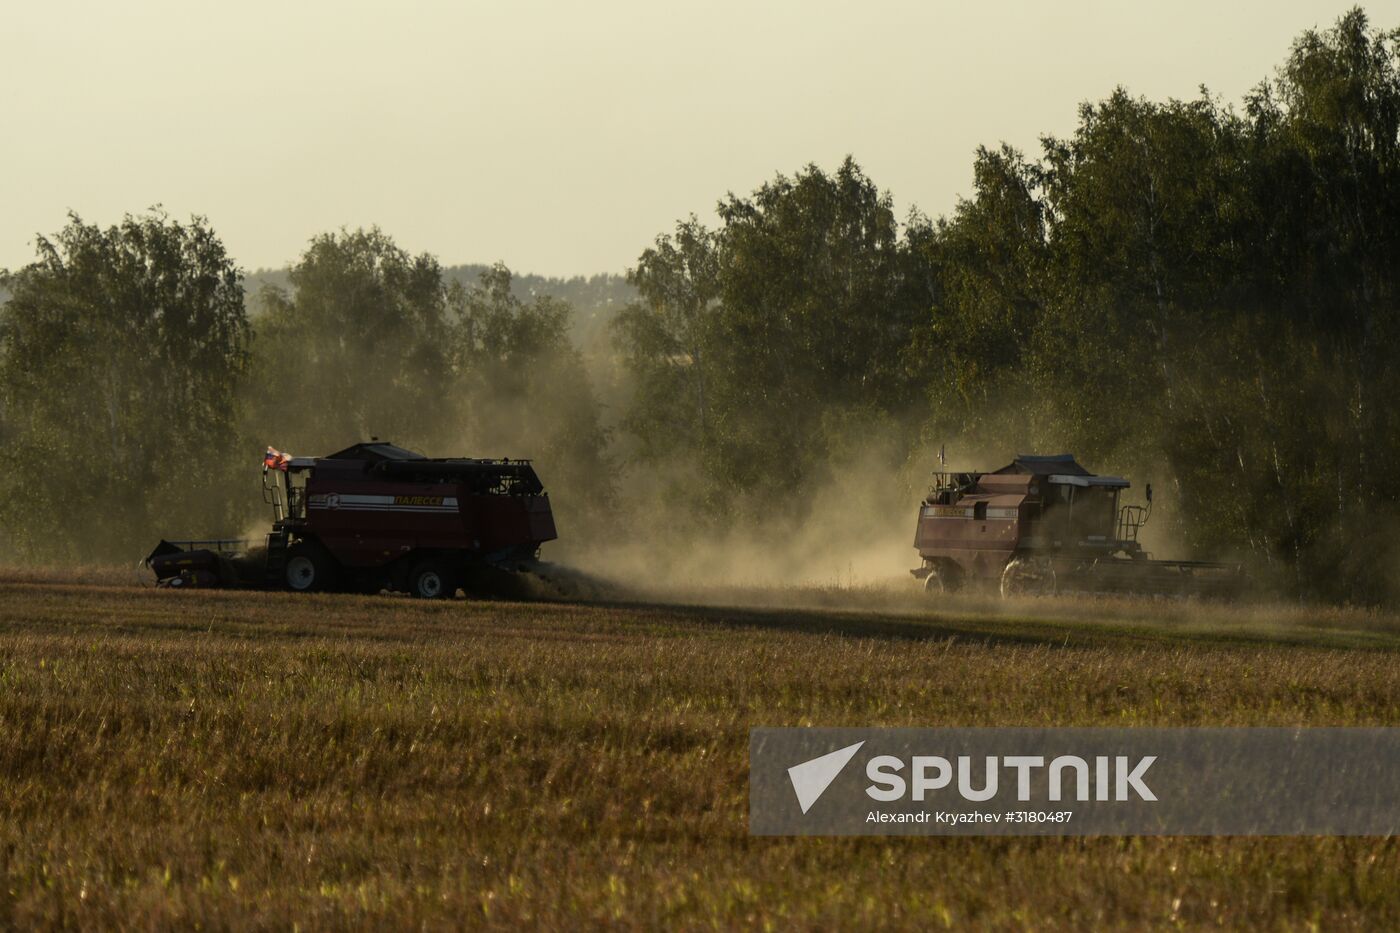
[2,8,1397,600]
[615,8,1400,601]
[0,222,613,561]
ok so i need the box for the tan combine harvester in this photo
[911,454,1242,598]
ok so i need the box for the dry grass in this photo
[0,572,1397,929]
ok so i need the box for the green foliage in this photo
[615,160,929,519]
[453,264,615,526]
[916,144,1048,432]
[0,222,615,560]
[0,211,249,561]
[247,228,455,454]
[614,218,722,465]
[244,233,617,532]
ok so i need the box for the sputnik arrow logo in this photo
[787,741,865,814]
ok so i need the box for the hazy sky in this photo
[3,1,1394,276]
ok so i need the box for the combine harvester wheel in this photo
[1000,557,1058,598]
[284,544,338,593]
[408,559,460,600]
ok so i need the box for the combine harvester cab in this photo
[911,453,1242,598]
[147,441,557,599]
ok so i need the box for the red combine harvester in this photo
[912,453,1241,598]
[146,441,557,598]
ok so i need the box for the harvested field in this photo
[0,571,1396,928]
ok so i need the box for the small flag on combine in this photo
[263,447,292,472]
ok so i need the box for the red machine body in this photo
[294,450,556,568]
[912,453,1241,598]
[147,441,558,599]
[268,441,557,596]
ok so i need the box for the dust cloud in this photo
[555,430,933,597]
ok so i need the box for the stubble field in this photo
[0,570,1397,929]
